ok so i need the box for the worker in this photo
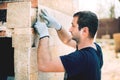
[34,9,103,80]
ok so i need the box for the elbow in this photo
[38,61,51,72]
[38,65,48,72]
[62,39,71,45]
[62,39,69,44]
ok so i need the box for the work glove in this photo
[40,9,62,30]
[34,19,49,39]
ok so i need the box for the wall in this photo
[6,0,78,80]
[7,2,38,80]
[39,0,79,16]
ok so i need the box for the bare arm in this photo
[34,18,65,72]
[57,27,76,48]
[37,37,65,72]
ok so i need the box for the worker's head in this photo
[0,27,6,37]
[69,11,98,43]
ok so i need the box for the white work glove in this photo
[40,9,62,30]
[34,19,49,39]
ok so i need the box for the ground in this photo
[97,39,120,80]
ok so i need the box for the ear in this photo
[81,27,89,37]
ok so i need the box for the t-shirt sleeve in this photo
[60,51,86,77]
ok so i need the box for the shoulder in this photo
[60,48,92,62]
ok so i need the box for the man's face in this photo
[69,16,81,43]
[0,30,6,37]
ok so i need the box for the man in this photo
[34,10,103,80]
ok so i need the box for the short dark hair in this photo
[73,11,98,38]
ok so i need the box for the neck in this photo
[77,38,95,50]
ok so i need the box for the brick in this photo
[0,2,7,9]
[31,0,38,8]
[7,2,31,28]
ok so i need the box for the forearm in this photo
[57,27,76,48]
[57,27,72,44]
[37,37,51,70]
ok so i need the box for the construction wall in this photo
[6,0,79,80]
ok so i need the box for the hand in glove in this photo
[34,20,49,39]
[40,9,62,30]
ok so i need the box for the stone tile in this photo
[7,2,31,28]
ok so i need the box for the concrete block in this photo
[7,2,31,28]
[13,34,32,48]
[14,28,33,34]
[38,72,52,80]
[38,72,64,80]
[15,72,29,80]
[39,0,79,16]
[14,47,31,80]
[12,28,34,48]
[30,48,38,73]
[30,72,38,80]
